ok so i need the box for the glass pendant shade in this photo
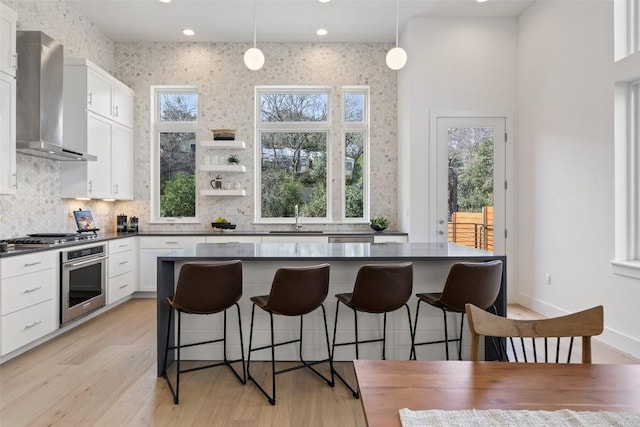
[244,47,264,70]
[386,47,407,70]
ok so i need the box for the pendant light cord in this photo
[395,0,399,48]
[252,0,257,48]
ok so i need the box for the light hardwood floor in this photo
[1,300,637,426]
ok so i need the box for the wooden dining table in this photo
[353,360,640,427]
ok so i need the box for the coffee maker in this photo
[117,214,127,232]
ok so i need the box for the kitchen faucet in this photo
[294,204,302,230]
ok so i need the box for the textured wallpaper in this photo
[0,0,116,238]
[115,42,399,232]
[0,1,399,237]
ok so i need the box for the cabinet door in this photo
[139,249,173,292]
[111,124,133,200]
[0,4,16,77]
[112,85,133,128]
[86,68,112,118]
[86,113,112,198]
[0,72,16,194]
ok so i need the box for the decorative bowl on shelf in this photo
[370,224,387,232]
[212,222,236,230]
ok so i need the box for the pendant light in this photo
[386,0,407,70]
[244,0,265,70]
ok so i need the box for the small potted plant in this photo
[370,216,389,232]
[227,154,240,165]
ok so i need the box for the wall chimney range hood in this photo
[16,31,96,161]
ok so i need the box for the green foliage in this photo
[345,153,364,218]
[160,172,195,217]
[456,138,494,212]
[370,216,390,228]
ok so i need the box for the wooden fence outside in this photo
[447,207,493,251]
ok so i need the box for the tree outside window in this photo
[257,89,329,220]
[152,88,198,220]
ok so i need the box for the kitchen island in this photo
[156,242,506,375]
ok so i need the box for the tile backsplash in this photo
[0,1,399,237]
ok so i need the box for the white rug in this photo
[399,408,640,427]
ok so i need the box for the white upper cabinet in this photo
[0,3,16,195]
[61,58,135,200]
[0,3,17,78]
[86,68,112,119]
[66,58,134,129]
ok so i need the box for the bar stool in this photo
[246,264,334,405]
[162,260,245,404]
[411,260,503,361]
[331,262,413,398]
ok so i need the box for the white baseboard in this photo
[516,293,640,360]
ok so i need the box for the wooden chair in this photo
[465,304,604,363]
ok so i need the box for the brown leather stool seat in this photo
[247,264,334,405]
[162,260,245,404]
[331,262,413,398]
[411,260,503,361]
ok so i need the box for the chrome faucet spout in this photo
[294,204,302,230]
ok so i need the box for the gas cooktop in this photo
[3,233,98,248]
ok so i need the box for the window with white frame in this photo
[613,78,640,279]
[254,86,371,223]
[256,87,330,222]
[151,86,198,222]
[614,0,640,61]
[343,87,369,221]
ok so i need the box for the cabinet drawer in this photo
[109,251,134,278]
[1,252,56,279]
[138,236,205,249]
[1,269,55,315]
[108,270,135,305]
[2,299,57,356]
[205,236,262,243]
[108,238,136,255]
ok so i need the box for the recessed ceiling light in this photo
[316,28,328,36]
[158,0,171,3]
[318,0,331,3]
[476,0,488,3]
[182,28,195,36]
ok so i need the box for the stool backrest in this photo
[265,264,331,316]
[172,260,243,314]
[438,260,503,312]
[350,262,413,313]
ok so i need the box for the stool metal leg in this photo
[442,308,450,360]
[248,304,334,405]
[163,309,181,404]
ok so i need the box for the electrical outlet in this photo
[545,273,552,286]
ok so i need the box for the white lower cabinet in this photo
[205,235,262,243]
[0,251,57,356]
[107,237,137,305]
[138,236,205,292]
[373,235,408,243]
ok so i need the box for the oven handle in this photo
[64,256,108,268]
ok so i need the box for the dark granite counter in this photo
[159,242,498,262]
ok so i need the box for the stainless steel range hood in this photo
[16,31,96,161]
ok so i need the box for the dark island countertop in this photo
[158,242,501,262]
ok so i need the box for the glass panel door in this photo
[436,117,506,254]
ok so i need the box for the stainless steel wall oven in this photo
[61,244,107,325]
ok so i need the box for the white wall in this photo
[398,17,518,242]
[517,1,639,357]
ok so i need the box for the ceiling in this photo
[68,0,534,44]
